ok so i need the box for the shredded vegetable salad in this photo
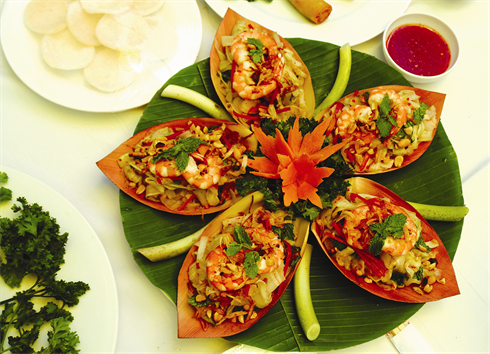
[322,88,438,173]
[315,190,445,295]
[215,20,309,123]
[186,206,300,330]
[118,121,251,212]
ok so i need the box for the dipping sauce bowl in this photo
[383,13,459,83]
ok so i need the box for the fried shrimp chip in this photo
[80,0,132,15]
[24,0,69,35]
[83,48,135,92]
[66,1,103,47]
[130,0,165,16]
[41,29,95,70]
[95,12,148,51]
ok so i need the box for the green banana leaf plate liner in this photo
[118,38,464,352]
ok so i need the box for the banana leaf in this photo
[120,39,464,352]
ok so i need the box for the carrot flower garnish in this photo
[248,117,349,208]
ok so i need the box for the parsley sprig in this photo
[1,192,89,353]
[152,137,207,171]
[0,171,12,202]
[368,213,407,256]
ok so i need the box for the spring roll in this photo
[288,0,333,24]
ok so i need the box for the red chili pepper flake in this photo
[283,241,292,276]
[234,111,261,120]
[359,153,370,172]
[276,107,291,113]
[178,194,196,211]
[345,149,354,163]
[332,221,346,239]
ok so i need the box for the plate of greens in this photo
[0,166,118,353]
[116,38,464,352]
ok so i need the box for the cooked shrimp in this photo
[247,228,285,274]
[337,105,373,139]
[342,199,419,256]
[368,88,409,135]
[230,29,285,100]
[182,155,222,189]
[147,158,182,178]
[206,246,245,291]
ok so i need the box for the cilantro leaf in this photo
[226,242,243,257]
[188,295,213,308]
[226,226,253,257]
[272,223,295,241]
[368,213,407,256]
[379,94,393,117]
[391,271,408,286]
[247,38,264,63]
[369,213,407,239]
[414,234,431,252]
[413,266,424,281]
[152,137,207,171]
[412,102,430,125]
[244,251,260,279]
[233,226,252,246]
[376,94,398,138]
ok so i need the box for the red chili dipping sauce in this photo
[386,24,451,76]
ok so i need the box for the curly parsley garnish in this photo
[0,171,12,202]
[0,189,89,353]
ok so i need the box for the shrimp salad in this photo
[118,121,251,212]
[215,20,309,122]
[186,206,301,329]
[322,87,438,173]
[315,191,445,295]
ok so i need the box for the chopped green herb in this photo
[376,94,398,138]
[152,137,207,171]
[244,251,260,279]
[188,295,213,308]
[226,226,253,257]
[247,38,265,63]
[414,234,431,252]
[368,213,407,256]
[412,102,430,125]
[272,222,295,241]
[413,266,424,281]
[391,271,408,286]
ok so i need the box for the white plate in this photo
[0,166,118,353]
[0,0,202,113]
[205,0,411,46]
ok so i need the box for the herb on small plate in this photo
[0,171,12,202]
[0,180,89,354]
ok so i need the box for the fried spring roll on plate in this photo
[288,0,333,24]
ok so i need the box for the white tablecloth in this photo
[1,0,488,353]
